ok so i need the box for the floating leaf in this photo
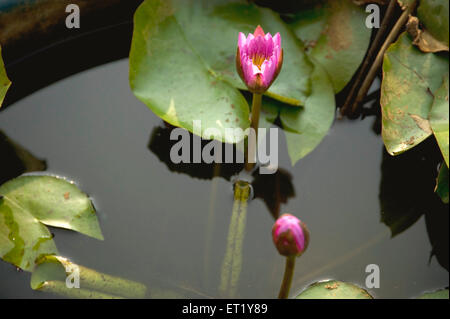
[280,59,335,165]
[418,288,449,299]
[31,255,147,298]
[429,74,449,167]
[0,176,103,239]
[435,163,449,204]
[0,46,11,108]
[296,280,373,299]
[417,0,449,50]
[0,175,103,271]
[289,0,371,93]
[0,196,58,272]
[129,0,249,143]
[130,0,314,142]
[381,32,448,155]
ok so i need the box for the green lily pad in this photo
[0,46,11,108]
[289,0,371,93]
[31,255,147,299]
[280,59,336,165]
[381,32,449,155]
[0,196,58,272]
[0,175,103,271]
[435,163,449,204]
[417,0,449,49]
[429,74,449,167]
[296,280,373,299]
[130,0,314,142]
[418,288,449,299]
[130,0,250,143]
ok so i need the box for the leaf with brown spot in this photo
[381,32,448,155]
[0,175,103,272]
[288,0,371,93]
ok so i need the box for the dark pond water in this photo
[0,59,448,298]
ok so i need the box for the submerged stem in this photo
[219,181,251,297]
[245,93,262,172]
[278,255,296,299]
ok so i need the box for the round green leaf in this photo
[0,196,58,272]
[417,0,449,49]
[129,0,250,143]
[418,288,449,299]
[0,175,103,240]
[280,59,336,165]
[429,74,449,167]
[381,32,449,155]
[0,175,103,271]
[289,0,372,93]
[296,280,373,299]
[0,46,11,108]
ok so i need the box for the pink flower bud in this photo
[236,25,283,94]
[272,214,309,257]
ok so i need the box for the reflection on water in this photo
[0,130,46,185]
[0,59,448,298]
[148,123,295,219]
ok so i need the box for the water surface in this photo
[0,59,447,298]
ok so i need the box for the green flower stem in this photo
[278,255,296,299]
[219,181,251,297]
[245,93,262,171]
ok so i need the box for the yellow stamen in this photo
[251,54,265,70]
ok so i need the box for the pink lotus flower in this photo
[236,25,283,94]
[272,214,309,257]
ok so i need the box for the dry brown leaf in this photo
[406,15,449,53]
